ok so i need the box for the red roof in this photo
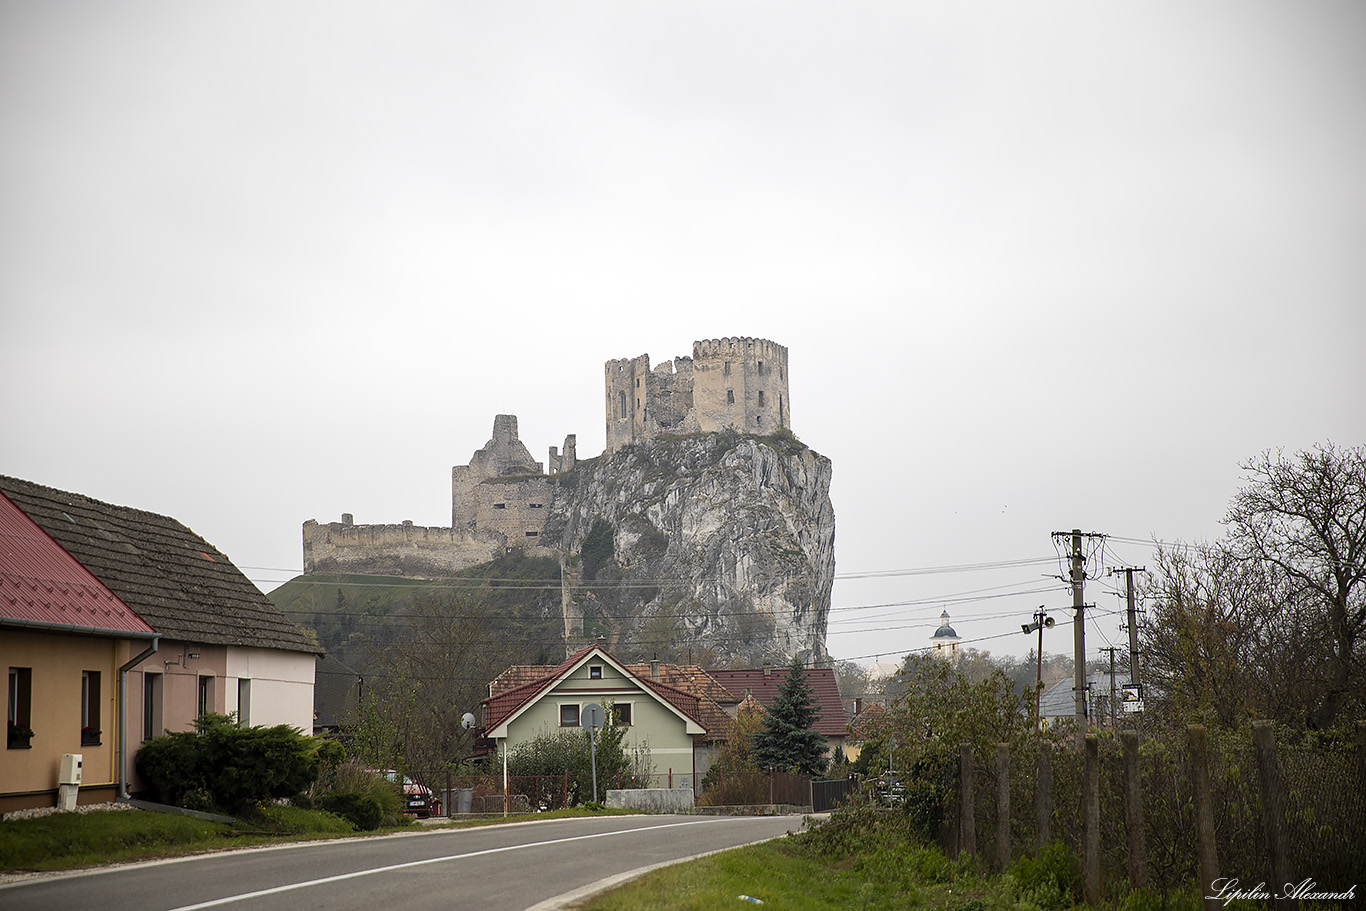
[0,492,155,636]
[707,667,849,738]
[484,645,724,735]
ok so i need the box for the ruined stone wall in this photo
[691,337,790,435]
[604,338,790,455]
[473,477,554,543]
[452,415,546,528]
[301,518,504,579]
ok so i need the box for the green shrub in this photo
[304,760,407,829]
[1005,840,1080,911]
[322,792,382,831]
[135,714,335,815]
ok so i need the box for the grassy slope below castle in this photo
[269,552,565,671]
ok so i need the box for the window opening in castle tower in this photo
[758,391,765,407]
[494,503,506,509]
[758,360,764,375]
[529,502,543,509]
[525,530,538,537]
[724,361,731,376]
[756,416,762,427]
[727,389,734,404]
[619,391,627,418]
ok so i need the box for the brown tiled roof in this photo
[0,491,156,637]
[482,647,734,737]
[0,476,318,653]
[707,667,849,737]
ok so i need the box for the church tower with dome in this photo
[930,610,961,663]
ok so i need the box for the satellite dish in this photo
[581,703,605,731]
[461,712,476,730]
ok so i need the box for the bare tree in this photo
[1224,442,1366,728]
[1141,443,1365,730]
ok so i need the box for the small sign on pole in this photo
[581,703,605,803]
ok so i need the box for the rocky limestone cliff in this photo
[544,430,834,666]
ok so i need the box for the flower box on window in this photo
[81,725,101,746]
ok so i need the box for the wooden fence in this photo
[945,721,1366,905]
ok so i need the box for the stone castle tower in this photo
[605,337,790,456]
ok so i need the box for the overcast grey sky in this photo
[3,2,1362,669]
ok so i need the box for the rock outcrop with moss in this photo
[545,430,834,666]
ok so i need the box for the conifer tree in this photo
[751,656,828,775]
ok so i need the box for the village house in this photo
[1,476,319,812]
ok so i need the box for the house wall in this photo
[122,642,315,796]
[224,646,315,731]
[1,630,122,813]
[503,662,697,780]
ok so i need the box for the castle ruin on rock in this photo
[300,337,831,662]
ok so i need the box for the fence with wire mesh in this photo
[947,721,1365,898]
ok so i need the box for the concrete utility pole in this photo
[1120,566,1144,690]
[1104,647,1118,729]
[1053,529,1104,736]
[1068,530,1087,732]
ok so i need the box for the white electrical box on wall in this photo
[59,753,83,785]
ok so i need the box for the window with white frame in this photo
[560,704,580,727]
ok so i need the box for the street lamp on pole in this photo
[1022,606,1055,731]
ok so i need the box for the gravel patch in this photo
[2,801,138,822]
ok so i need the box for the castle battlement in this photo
[605,337,791,455]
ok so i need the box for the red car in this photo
[371,769,440,818]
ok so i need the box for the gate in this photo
[812,777,854,812]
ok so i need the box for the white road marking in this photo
[164,818,721,911]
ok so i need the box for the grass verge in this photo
[0,805,637,874]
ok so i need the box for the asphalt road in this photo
[1,814,809,911]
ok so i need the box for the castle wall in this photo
[453,415,546,528]
[302,519,504,579]
[604,354,651,455]
[473,477,554,543]
[692,337,790,435]
[604,338,790,455]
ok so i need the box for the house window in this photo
[7,667,32,749]
[143,672,162,741]
[589,665,602,679]
[726,389,734,405]
[197,675,215,718]
[237,678,251,726]
[560,704,580,727]
[612,703,632,726]
[82,671,102,745]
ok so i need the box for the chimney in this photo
[594,636,607,651]
[763,663,772,679]
[650,656,660,682]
